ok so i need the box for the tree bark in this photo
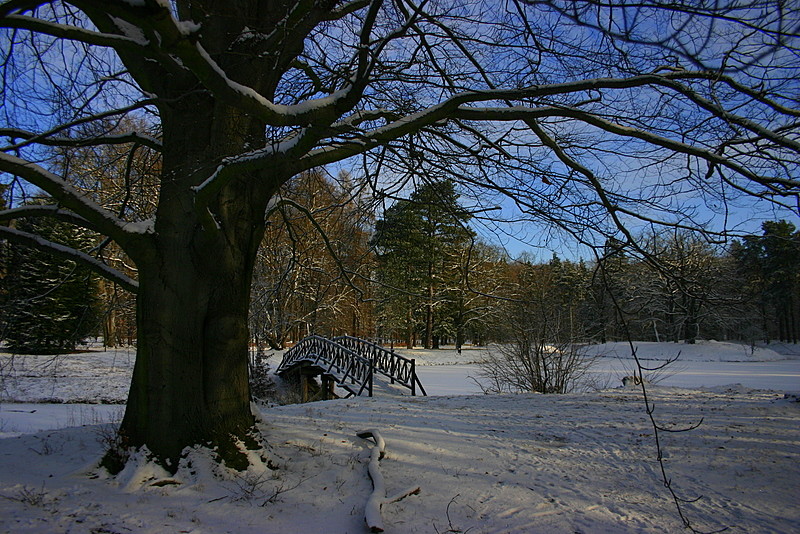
[105,96,280,472]
[424,261,434,349]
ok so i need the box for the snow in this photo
[121,218,155,234]
[110,16,149,45]
[0,404,122,438]
[1,342,799,533]
[0,347,135,404]
[176,19,202,36]
[192,134,305,199]
[583,340,788,362]
[191,40,348,124]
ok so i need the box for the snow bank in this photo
[0,389,798,533]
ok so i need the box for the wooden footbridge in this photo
[276,335,427,402]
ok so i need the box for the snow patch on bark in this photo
[109,16,148,45]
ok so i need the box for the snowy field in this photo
[0,341,798,533]
[396,340,800,394]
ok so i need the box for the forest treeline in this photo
[1,172,799,352]
[248,173,800,350]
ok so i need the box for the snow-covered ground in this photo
[395,340,800,394]
[0,341,798,533]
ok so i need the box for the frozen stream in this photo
[2,343,799,437]
[587,357,800,391]
[415,358,800,396]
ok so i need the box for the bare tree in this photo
[249,169,373,349]
[0,1,797,473]
[59,117,158,346]
[477,258,596,394]
[449,240,508,351]
[613,230,746,343]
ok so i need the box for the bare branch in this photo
[1,128,161,152]
[0,204,90,228]
[0,13,148,48]
[0,152,151,245]
[0,224,138,292]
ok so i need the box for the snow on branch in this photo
[191,130,309,208]
[1,128,162,152]
[97,0,366,128]
[189,41,352,126]
[357,429,420,533]
[0,152,147,243]
[325,0,372,21]
[0,225,138,293]
[0,205,91,228]
[1,13,149,48]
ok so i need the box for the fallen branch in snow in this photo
[357,429,420,533]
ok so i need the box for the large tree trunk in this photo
[118,239,258,470]
[105,98,280,472]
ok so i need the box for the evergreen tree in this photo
[2,214,99,353]
[588,239,633,343]
[733,221,800,343]
[372,180,474,348]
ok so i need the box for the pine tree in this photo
[2,214,99,354]
[372,180,473,348]
[732,221,800,344]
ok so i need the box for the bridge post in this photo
[411,358,416,396]
[322,374,335,400]
[301,373,310,403]
[368,357,374,397]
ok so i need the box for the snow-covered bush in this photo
[248,349,277,403]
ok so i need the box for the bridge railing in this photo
[333,335,427,396]
[277,335,374,397]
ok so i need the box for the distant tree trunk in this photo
[759,299,771,344]
[667,295,678,342]
[424,262,434,349]
[102,280,117,348]
[405,304,414,349]
[777,301,788,342]
[684,298,699,344]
